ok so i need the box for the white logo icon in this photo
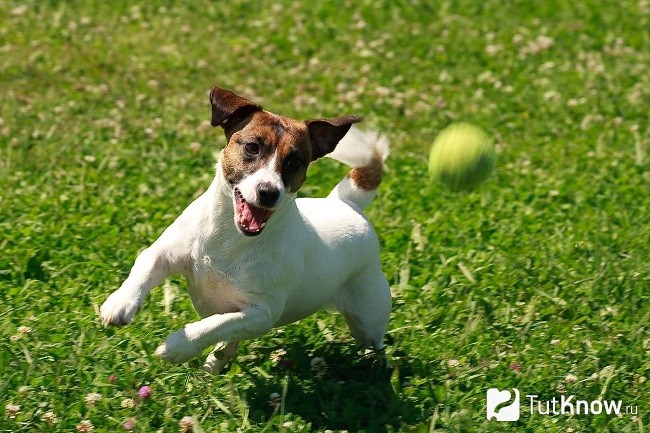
[487,388,520,421]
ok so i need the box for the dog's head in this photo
[209,87,361,237]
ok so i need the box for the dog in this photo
[99,87,392,372]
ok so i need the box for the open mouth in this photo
[233,188,274,236]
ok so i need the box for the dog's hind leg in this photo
[333,268,392,363]
[203,340,239,374]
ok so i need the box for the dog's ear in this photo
[209,87,262,130]
[305,115,362,160]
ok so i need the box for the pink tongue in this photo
[237,200,272,232]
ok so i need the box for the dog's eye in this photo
[284,154,303,171]
[244,142,260,156]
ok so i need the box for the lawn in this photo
[1,0,648,432]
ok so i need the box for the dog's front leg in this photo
[154,305,277,364]
[100,246,177,327]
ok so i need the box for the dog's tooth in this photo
[260,223,266,228]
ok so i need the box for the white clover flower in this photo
[179,416,194,432]
[543,90,560,101]
[485,44,503,56]
[84,392,102,406]
[512,34,525,45]
[188,142,202,154]
[5,403,20,419]
[536,35,554,50]
[11,5,28,16]
[17,326,32,334]
[269,348,287,364]
[42,411,59,425]
[76,420,94,432]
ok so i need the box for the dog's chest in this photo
[185,255,252,318]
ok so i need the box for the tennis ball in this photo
[428,123,495,190]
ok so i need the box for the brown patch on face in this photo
[348,151,383,191]
[220,111,312,193]
[274,123,312,193]
[220,113,267,186]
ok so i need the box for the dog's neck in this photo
[209,161,236,217]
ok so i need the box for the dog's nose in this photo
[257,182,280,208]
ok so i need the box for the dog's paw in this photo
[99,289,141,327]
[364,347,393,370]
[154,328,203,364]
[203,341,239,374]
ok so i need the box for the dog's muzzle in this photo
[233,188,275,236]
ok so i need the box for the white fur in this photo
[236,155,285,207]
[99,128,391,370]
[328,176,375,211]
[328,127,389,211]
[328,126,389,167]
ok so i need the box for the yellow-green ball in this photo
[429,123,495,190]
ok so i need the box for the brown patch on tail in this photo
[348,151,383,191]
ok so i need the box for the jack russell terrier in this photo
[99,87,392,372]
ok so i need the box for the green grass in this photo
[1,0,648,431]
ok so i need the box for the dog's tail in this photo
[326,126,390,211]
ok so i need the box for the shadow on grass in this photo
[242,341,421,432]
